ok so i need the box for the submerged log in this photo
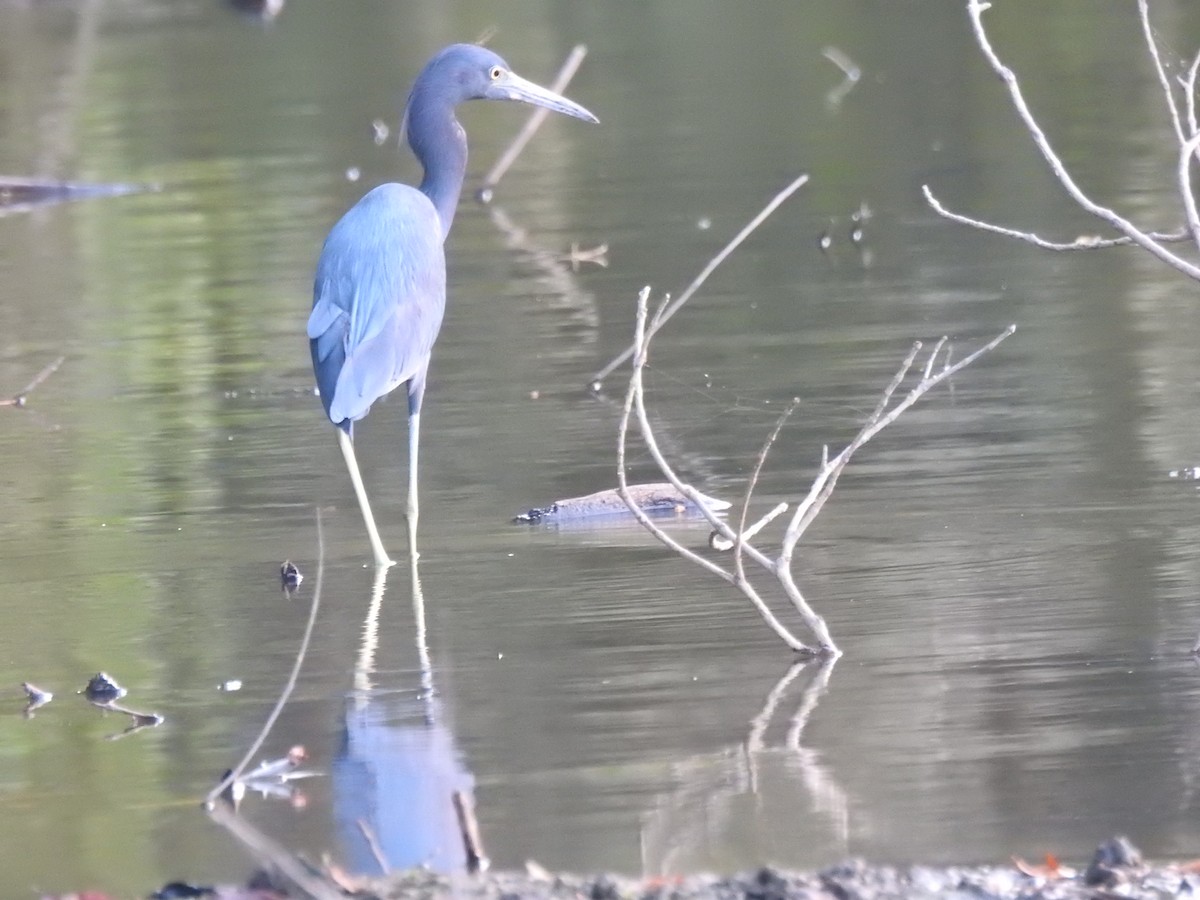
[514,482,730,524]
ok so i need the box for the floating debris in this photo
[514,483,730,524]
[1169,466,1200,480]
[280,559,303,595]
[0,176,151,216]
[227,0,285,21]
[221,745,321,809]
[151,879,219,899]
[219,679,243,692]
[82,672,126,703]
[20,681,53,716]
[80,672,163,738]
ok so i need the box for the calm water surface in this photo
[3,0,1200,894]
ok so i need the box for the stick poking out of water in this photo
[205,508,325,809]
[590,174,809,390]
[1,355,65,408]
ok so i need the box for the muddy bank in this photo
[356,839,1197,900]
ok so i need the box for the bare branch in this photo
[1179,132,1200,248]
[933,0,1200,281]
[616,288,815,653]
[1184,50,1200,136]
[922,185,1189,252]
[592,174,809,388]
[783,325,1015,551]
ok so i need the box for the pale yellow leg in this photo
[337,429,395,568]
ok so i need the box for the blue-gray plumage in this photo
[307,44,597,567]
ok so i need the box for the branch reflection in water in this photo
[639,657,848,875]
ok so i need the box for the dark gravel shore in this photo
[359,838,1200,900]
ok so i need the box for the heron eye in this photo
[489,66,503,81]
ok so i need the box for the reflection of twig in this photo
[642,656,847,874]
[822,46,861,108]
[357,818,391,874]
[477,45,588,202]
[208,802,343,900]
[487,203,599,329]
[591,174,809,389]
[91,699,163,740]
[453,790,490,873]
[1,356,65,408]
[206,509,325,808]
[564,242,609,271]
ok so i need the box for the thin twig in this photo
[592,174,809,388]
[1183,50,1200,136]
[477,45,588,202]
[710,501,788,551]
[782,326,1016,551]
[1,355,66,408]
[732,399,799,615]
[616,288,815,653]
[822,46,861,108]
[205,509,325,809]
[1139,0,1186,146]
[922,185,1189,251]
[1179,132,1200,249]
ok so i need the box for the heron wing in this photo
[308,183,447,425]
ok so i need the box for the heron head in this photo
[412,43,598,124]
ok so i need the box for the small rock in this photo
[588,875,621,900]
[1084,835,1143,886]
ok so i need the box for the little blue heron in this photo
[307,44,597,567]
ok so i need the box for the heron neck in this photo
[409,102,467,240]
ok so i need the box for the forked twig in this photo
[478,45,588,202]
[592,174,810,388]
[619,283,1015,655]
[823,46,861,108]
[780,326,1015,554]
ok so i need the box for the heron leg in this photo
[337,429,395,568]
[406,410,421,558]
